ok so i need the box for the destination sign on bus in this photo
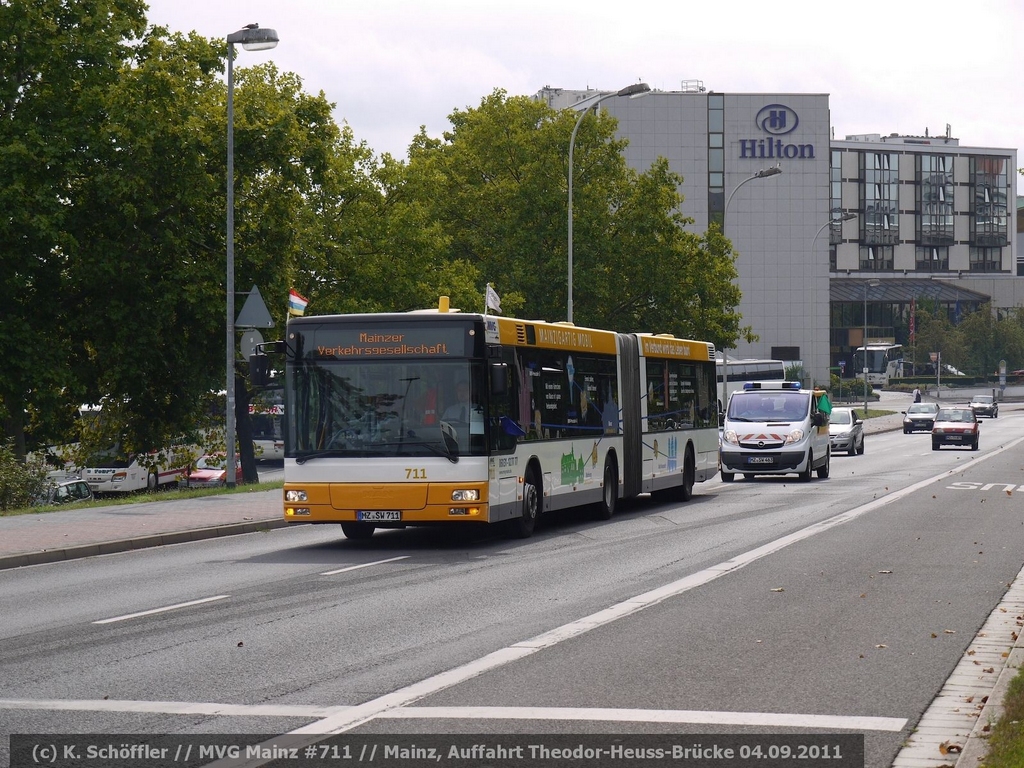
[302,327,472,359]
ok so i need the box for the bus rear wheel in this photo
[147,470,159,491]
[593,458,617,520]
[341,522,375,540]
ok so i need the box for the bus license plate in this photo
[358,510,401,522]
[746,456,774,465]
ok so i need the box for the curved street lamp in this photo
[813,211,857,248]
[723,165,782,235]
[566,82,650,323]
[226,23,278,488]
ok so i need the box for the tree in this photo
[0,0,149,458]
[399,90,747,342]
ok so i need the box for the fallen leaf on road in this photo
[939,741,962,755]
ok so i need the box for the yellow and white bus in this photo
[261,300,719,539]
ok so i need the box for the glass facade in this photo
[860,152,899,246]
[916,154,954,246]
[970,156,1008,248]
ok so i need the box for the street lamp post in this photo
[567,82,650,323]
[718,165,783,397]
[226,23,278,488]
[722,165,782,235]
[812,211,856,251]
[862,278,881,418]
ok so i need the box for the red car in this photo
[931,408,980,451]
[185,454,243,488]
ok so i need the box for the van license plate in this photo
[358,510,401,521]
[746,456,774,465]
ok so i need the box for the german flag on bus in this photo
[288,289,309,317]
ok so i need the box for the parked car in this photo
[902,402,940,433]
[34,477,94,506]
[828,407,864,456]
[184,454,243,489]
[968,394,998,418]
[931,407,980,451]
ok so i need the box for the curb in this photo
[955,606,1024,767]
[0,517,294,572]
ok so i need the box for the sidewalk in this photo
[0,488,286,571]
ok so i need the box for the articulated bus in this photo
[259,301,719,539]
[716,357,786,410]
[853,342,904,388]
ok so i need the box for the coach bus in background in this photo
[75,403,192,494]
[251,297,720,540]
[853,342,904,388]
[716,356,786,411]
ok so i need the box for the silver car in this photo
[968,394,998,418]
[828,407,864,456]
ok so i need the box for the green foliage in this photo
[0,24,750,463]
[0,439,49,512]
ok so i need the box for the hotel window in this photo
[830,151,844,246]
[708,94,725,230]
[915,246,948,272]
[969,247,1001,272]
[970,156,1008,247]
[859,245,893,271]
[916,155,954,245]
[860,153,899,245]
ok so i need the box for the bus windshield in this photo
[287,359,487,459]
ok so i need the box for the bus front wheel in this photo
[507,473,539,539]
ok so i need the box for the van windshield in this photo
[728,391,809,421]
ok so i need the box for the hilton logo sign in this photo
[739,104,815,160]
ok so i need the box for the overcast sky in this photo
[144,0,1023,193]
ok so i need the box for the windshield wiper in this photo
[376,440,459,463]
[295,449,358,464]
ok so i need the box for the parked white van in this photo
[719,381,831,482]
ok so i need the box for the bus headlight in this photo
[285,489,308,502]
[451,489,479,501]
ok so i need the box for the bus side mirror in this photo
[250,354,271,387]
[489,361,508,396]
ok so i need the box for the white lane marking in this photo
[320,556,410,576]
[288,435,1024,737]
[93,595,230,624]
[0,699,346,718]
[380,706,906,732]
[0,699,904,731]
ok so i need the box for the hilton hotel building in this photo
[535,83,1019,385]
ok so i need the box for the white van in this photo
[719,381,830,482]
